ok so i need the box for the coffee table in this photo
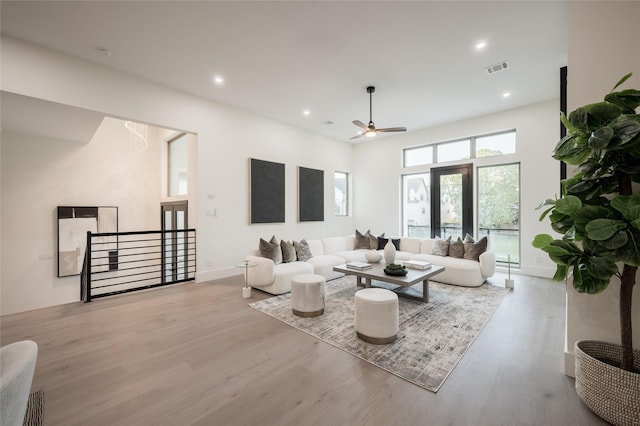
[333,263,445,303]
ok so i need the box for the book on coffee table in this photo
[403,260,432,270]
[346,261,372,271]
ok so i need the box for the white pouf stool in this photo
[291,274,326,317]
[354,288,399,344]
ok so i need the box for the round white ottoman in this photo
[291,274,326,317]
[354,288,399,344]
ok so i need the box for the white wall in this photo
[1,117,162,314]
[0,36,355,314]
[352,99,560,278]
[564,1,640,376]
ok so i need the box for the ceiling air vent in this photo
[485,61,509,75]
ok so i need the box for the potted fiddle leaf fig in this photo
[532,73,640,426]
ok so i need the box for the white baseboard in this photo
[195,267,241,283]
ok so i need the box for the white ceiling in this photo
[0,1,567,143]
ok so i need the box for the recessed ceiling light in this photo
[502,92,511,98]
[475,41,487,50]
[303,110,311,116]
[213,75,224,85]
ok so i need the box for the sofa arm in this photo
[245,255,275,287]
[479,251,496,279]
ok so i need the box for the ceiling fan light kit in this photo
[351,86,407,140]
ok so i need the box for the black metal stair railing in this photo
[80,229,196,302]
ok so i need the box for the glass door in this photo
[161,201,188,282]
[431,164,472,239]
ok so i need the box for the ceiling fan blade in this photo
[375,127,407,133]
[350,132,367,140]
[352,120,368,130]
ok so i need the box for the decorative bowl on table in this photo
[365,250,383,263]
[383,263,407,276]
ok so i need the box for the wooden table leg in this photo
[365,277,372,288]
[422,279,430,302]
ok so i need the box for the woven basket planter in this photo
[574,340,640,426]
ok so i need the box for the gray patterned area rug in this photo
[23,389,44,426]
[249,277,510,392]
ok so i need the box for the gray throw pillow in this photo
[449,237,464,258]
[463,236,488,261]
[259,236,282,264]
[369,232,384,249]
[293,239,313,262]
[355,229,371,249]
[463,233,475,243]
[431,236,451,256]
[280,240,297,263]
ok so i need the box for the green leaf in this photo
[611,195,640,218]
[535,199,556,210]
[611,72,632,91]
[588,126,614,149]
[574,272,610,294]
[586,219,627,240]
[555,195,582,216]
[538,206,555,221]
[532,234,553,249]
[552,264,568,281]
[566,178,596,195]
[560,111,579,133]
[605,91,640,113]
[617,231,640,266]
[550,239,582,254]
[568,108,588,132]
[584,102,623,129]
[542,245,573,259]
[631,218,640,231]
[586,256,619,279]
[556,146,592,165]
[609,116,640,145]
[600,230,628,250]
[572,263,583,286]
[554,132,578,156]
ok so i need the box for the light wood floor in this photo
[1,272,606,425]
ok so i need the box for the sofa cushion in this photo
[464,236,488,261]
[448,237,464,258]
[377,237,400,250]
[431,237,450,256]
[399,237,421,254]
[306,239,324,257]
[259,236,282,264]
[307,254,345,280]
[334,250,368,263]
[293,239,313,261]
[410,253,485,287]
[280,240,297,263]
[355,229,371,249]
[369,232,384,249]
[322,236,349,254]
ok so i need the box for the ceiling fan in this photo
[351,86,407,139]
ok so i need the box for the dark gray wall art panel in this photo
[298,166,324,222]
[250,158,285,224]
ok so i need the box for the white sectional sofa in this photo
[246,235,496,295]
